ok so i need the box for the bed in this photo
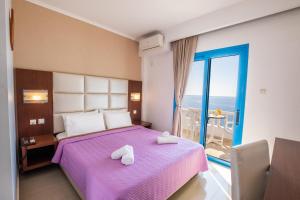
[52,125,208,200]
[51,72,208,199]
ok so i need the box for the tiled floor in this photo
[19,162,231,200]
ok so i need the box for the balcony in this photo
[181,108,234,162]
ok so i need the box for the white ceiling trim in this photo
[164,0,300,42]
[26,0,136,41]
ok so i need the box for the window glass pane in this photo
[182,61,204,108]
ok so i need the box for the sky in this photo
[184,55,239,97]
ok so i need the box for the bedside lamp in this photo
[130,93,141,102]
[23,90,48,104]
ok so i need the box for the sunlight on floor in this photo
[205,138,232,162]
[205,148,225,158]
[170,161,231,200]
[210,162,231,185]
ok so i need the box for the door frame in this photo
[196,44,249,167]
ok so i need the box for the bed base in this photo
[61,165,201,200]
[61,166,84,200]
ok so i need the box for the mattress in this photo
[52,126,208,200]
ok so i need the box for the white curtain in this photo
[171,35,198,137]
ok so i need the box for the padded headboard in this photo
[53,72,128,133]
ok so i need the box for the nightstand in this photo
[21,134,57,172]
[133,121,152,129]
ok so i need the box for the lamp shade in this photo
[130,93,140,101]
[23,90,48,103]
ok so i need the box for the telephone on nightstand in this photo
[21,136,36,146]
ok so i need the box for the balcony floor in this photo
[182,130,232,162]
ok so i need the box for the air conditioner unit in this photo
[139,34,164,51]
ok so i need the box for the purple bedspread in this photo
[52,126,208,200]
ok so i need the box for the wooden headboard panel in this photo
[15,68,142,138]
[15,69,53,137]
[128,80,142,122]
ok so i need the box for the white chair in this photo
[206,110,226,146]
[231,140,270,200]
[181,108,201,141]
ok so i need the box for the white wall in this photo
[196,9,300,151]
[140,0,300,58]
[142,8,300,153]
[0,0,17,199]
[142,52,174,132]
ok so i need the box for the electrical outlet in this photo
[30,119,36,125]
[259,88,267,95]
[38,118,45,125]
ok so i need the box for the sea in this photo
[182,95,236,112]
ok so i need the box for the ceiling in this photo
[27,0,245,40]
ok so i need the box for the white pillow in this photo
[63,112,106,137]
[54,110,98,133]
[104,111,132,129]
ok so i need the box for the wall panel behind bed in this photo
[15,69,53,138]
[15,69,143,137]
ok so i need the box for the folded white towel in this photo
[121,145,134,166]
[161,131,170,137]
[157,135,179,144]
[111,145,132,160]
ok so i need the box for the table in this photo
[21,134,57,172]
[264,138,300,200]
[133,120,152,129]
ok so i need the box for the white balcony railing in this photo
[181,108,235,144]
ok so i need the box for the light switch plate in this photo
[30,119,36,125]
[38,118,45,125]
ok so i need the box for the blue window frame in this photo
[174,44,249,167]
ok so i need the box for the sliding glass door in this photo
[204,55,239,163]
[181,44,249,166]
